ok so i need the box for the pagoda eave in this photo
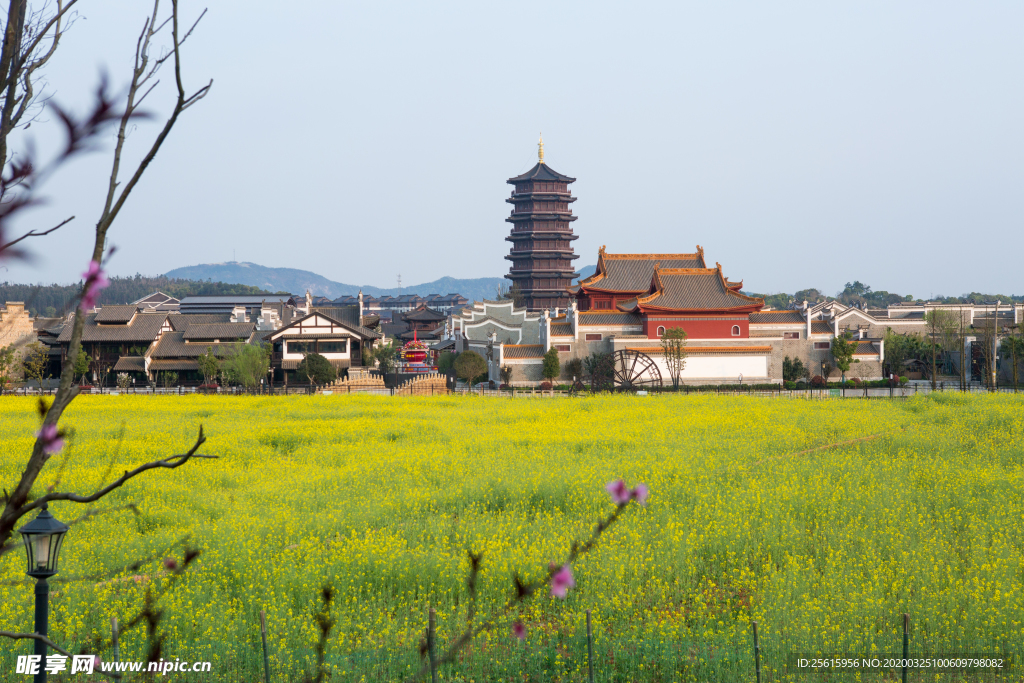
[506,214,577,223]
[506,195,577,204]
[506,236,579,244]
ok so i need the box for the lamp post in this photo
[19,505,69,683]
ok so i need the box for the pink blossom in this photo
[80,260,109,310]
[512,621,526,640]
[631,483,649,506]
[550,564,574,599]
[605,479,631,505]
[163,557,179,571]
[35,423,64,454]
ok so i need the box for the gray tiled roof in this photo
[149,359,199,371]
[150,331,248,358]
[750,311,805,324]
[503,344,546,359]
[95,305,137,323]
[811,321,833,334]
[168,313,232,330]
[113,356,146,372]
[583,255,705,292]
[550,322,573,337]
[57,312,167,343]
[577,312,642,326]
[639,271,761,311]
[182,323,256,340]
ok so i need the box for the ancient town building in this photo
[504,137,580,312]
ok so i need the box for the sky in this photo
[3,1,1022,298]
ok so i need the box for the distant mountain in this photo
[163,262,510,303]
[574,265,596,283]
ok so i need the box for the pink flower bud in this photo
[550,564,574,599]
[605,479,631,505]
[631,483,649,506]
[163,557,179,571]
[35,423,64,454]
[512,621,526,640]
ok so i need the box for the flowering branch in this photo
[401,480,648,683]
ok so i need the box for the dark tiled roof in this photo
[507,163,575,184]
[577,311,642,326]
[402,308,447,322]
[168,313,232,330]
[95,305,137,323]
[150,331,248,358]
[811,321,833,334]
[625,345,773,355]
[550,322,573,337]
[310,306,360,326]
[179,295,290,304]
[33,317,63,331]
[113,356,146,372]
[503,344,546,359]
[637,269,763,312]
[57,312,167,343]
[182,323,256,340]
[381,323,407,337]
[750,311,805,324]
[582,254,706,292]
[854,341,879,356]
[399,328,442,340]
[149,359,199,371]
[432,339,456,350]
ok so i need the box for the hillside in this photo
[164,262,600,303]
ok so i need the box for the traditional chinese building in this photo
[504,137,580,312]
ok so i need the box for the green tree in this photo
[21,342,49,388]
[542,347,560,382]
[659,327,688,389]
[499,365,513,387]
[159,371,179,388]
[1001,332,1024,393]
[924,310,958,389]
[72,348,91,384]
[297,353,337,387]
[223,343,271,390]
[375,342,398,374]
[0,345,17,393]
[584,352,615,392]
[782,356,806,383]
[437,351,458,374]
[196,347,222,386]
[454,350,486,389]
[831,331,859,383]
[564,357,583,382]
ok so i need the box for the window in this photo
[657,326,665,337]
[585,333,602,341]
[287,340,315,355]
[731,325,741,336]
[554,344,570,352]
[319,340,347,354]
[595,300,612,310]
[784,332,800,340]
[814,341,831,350]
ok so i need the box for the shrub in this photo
[784,381,797,390]
[454,350,487,387]
[437,351,457,374]
[899,376,909,385]
[539,381,553,390]
[851,377,862,385]
[297,353,337,386]
[564,357,583,381]
[810,375,826,388]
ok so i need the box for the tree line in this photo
[0,276,289,317]
[748,280,1023,311]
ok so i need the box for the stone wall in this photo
[0,302,35,380]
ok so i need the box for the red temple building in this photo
[572,245,764,339]
[504,137,580,312]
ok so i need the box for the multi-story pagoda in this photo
[505,137,580,312]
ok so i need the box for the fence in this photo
[8,611,1014,682]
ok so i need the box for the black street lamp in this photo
[19,505,69,683]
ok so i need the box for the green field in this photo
[1,393,1022,681]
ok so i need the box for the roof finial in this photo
[538,133,545,164]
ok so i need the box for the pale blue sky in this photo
[4,1,1022,298]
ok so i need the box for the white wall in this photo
[653,354,768,380]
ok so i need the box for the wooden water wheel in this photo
[612,350,663,391]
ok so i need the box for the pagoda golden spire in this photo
[538,133,545,164]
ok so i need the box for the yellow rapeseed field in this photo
[0,393,1022,681]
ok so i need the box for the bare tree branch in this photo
[0,631,71,657]
[0,214,72,251]
[12,427,212,524]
